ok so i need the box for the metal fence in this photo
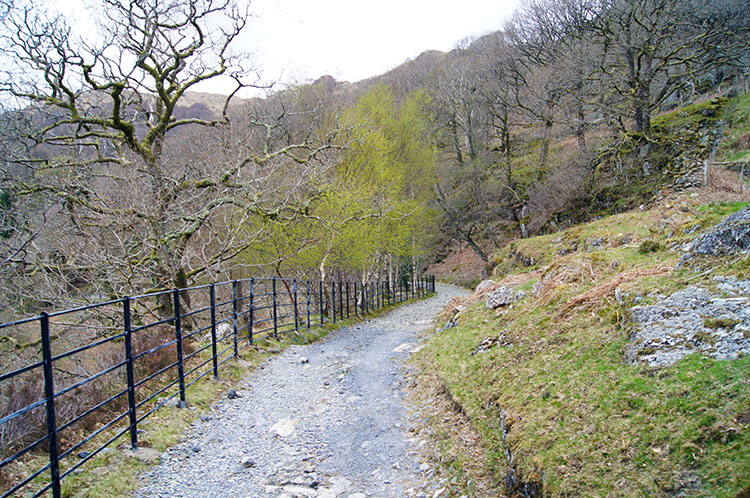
[0,274,435,498]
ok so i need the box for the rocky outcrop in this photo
[683,206,750,257]
[627,277,750,367]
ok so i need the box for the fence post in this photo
[339,281,343,320]
[232,280,239,357]
[40,312,61,498]
[346,282,350,318]
[173,289,187,407]
[319,281,324,324]
[306,280,311,330]
[123,297,138,449]
[273,277,278,337]
[209,285,219,379]
[703,159,709,186]
[293,279,299,332]
[248,278,255,345]
[332,281,337,324]
[363,283,367,314]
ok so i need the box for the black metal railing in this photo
[0,274,435,498]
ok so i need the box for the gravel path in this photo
[136,284,470,498]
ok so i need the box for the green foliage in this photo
[238,85,438,279]
[651,97,729,135]
[638,240,661,254]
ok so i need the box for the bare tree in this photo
[577,0,748,135]
[0,0,343,315]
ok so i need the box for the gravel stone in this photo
[135,284,469,497]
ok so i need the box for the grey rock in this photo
[472,335,511,355]
[642,161,652,176]
[225,389,242,399]
[437,318,457,332]
[685,207,750,257]
[475,280,495,293]
[299,357,310,364]
[123,447,161,464]
[203,321,232,342]
[628,284,750,366]
[486,286,515,309]
[162,398,183,408]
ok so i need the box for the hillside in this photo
[413,197,750,496]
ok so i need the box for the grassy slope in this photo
[417,89,750,497]
[717,92,750,163]
[418,200,750,496]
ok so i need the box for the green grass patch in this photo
[652,97,728,134]
[717,92,750,162]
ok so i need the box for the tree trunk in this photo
[513,205,529,239]
[575,99,587,152]
[319,251,331,316]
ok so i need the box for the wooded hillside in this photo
[0,0,748,314]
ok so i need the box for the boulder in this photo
[475,280,496,293]
[486,286,515,309]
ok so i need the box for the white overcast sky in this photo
[241,0,521,85]
[56,0,520,93]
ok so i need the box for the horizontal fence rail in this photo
[0,274,435,498]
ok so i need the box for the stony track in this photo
[135,284,470,498]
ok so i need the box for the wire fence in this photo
[703,159,749,193]
[0,274,435,498]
